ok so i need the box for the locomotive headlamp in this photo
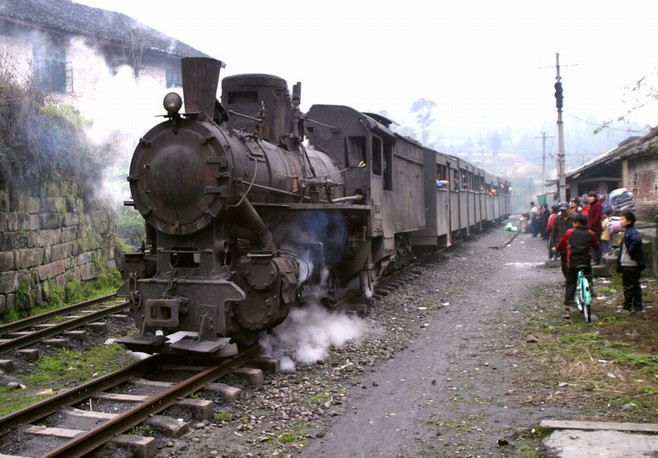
[163,92,183,115]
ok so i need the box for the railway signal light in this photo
[554,81,563,109]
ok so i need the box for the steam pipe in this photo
[233,197,276,250]
[328,195,366,204]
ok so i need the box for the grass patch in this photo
[522,275,658,422]
[129,424,153,436]
[0,270,123,324]
[214,410,234,423]
[264,422,312,450]
[0,343,134,417]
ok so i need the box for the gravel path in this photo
[140,227,573,458]
[298,229,570,457]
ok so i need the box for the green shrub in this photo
[117,207,145,247]
[65,279,86,303]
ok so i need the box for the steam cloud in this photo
[259,302,367,371]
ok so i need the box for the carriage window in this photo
[460,168,468,190]
[347,136,367,168]
[372,137,382,176]
[383,140,393,191]
[436,164,449,189]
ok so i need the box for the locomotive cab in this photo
[221,73,297,145]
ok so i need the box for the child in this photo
[617,211,645,316]
[600,207,612,256]
[556,214,599,318]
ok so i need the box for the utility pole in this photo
[554,53,566,202]
[535,132,554,193]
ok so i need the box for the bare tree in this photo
[595,69,658,134]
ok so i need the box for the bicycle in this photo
[574,265,592,323]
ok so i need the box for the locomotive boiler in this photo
[118,57,370,357]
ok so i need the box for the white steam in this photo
[66,37,183,210]
[259,303,367,371]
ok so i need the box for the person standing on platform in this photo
[530,201,539,237]
[587,191,603,265]
[552,203,573,281]
[546,205,559,260]
[600,207,612,257]
[540,204,550,239]
[617,211,646,317]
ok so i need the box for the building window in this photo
[166,69,182,88]
[33,44,71,93]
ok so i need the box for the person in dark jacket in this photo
[556,214,600,318]
[617,211,645,317]
[539,203,550,239]
[552,203,573,280]
[586,191,603,264]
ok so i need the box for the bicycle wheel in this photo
[580,277,592,323]
[575,282,583,312]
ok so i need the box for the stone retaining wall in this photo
[0,180,117,314]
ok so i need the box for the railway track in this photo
[0,265,423,457]
[0,294,129,356]
[0,345,264,457]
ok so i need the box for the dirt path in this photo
[299,230,570,457]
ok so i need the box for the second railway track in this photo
[0,345,266,457]
[0,294,129,356]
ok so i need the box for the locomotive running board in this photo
[170,336,238,357]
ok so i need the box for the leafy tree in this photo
[410,98,437,145]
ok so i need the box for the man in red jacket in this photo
[556,214,600,318]
[586,191,603,265]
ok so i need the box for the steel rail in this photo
[0,302,129,355]
[45,345,260,457]
[0,354,163,435]
[0,293,118,334]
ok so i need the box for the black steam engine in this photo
[118,58,370,357]
[118,57,511,358]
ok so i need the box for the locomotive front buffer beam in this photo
[117,278,246,357]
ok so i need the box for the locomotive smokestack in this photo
[181,57,223,120]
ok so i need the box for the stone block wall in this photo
[628,155,658,219]
[0,180,117,314]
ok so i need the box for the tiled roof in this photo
[567,126,658,178]
[0,0,210,59]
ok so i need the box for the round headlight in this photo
[163,92,183,115]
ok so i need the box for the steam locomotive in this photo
[117,57,511,357]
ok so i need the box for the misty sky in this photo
[77,0,658,153]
